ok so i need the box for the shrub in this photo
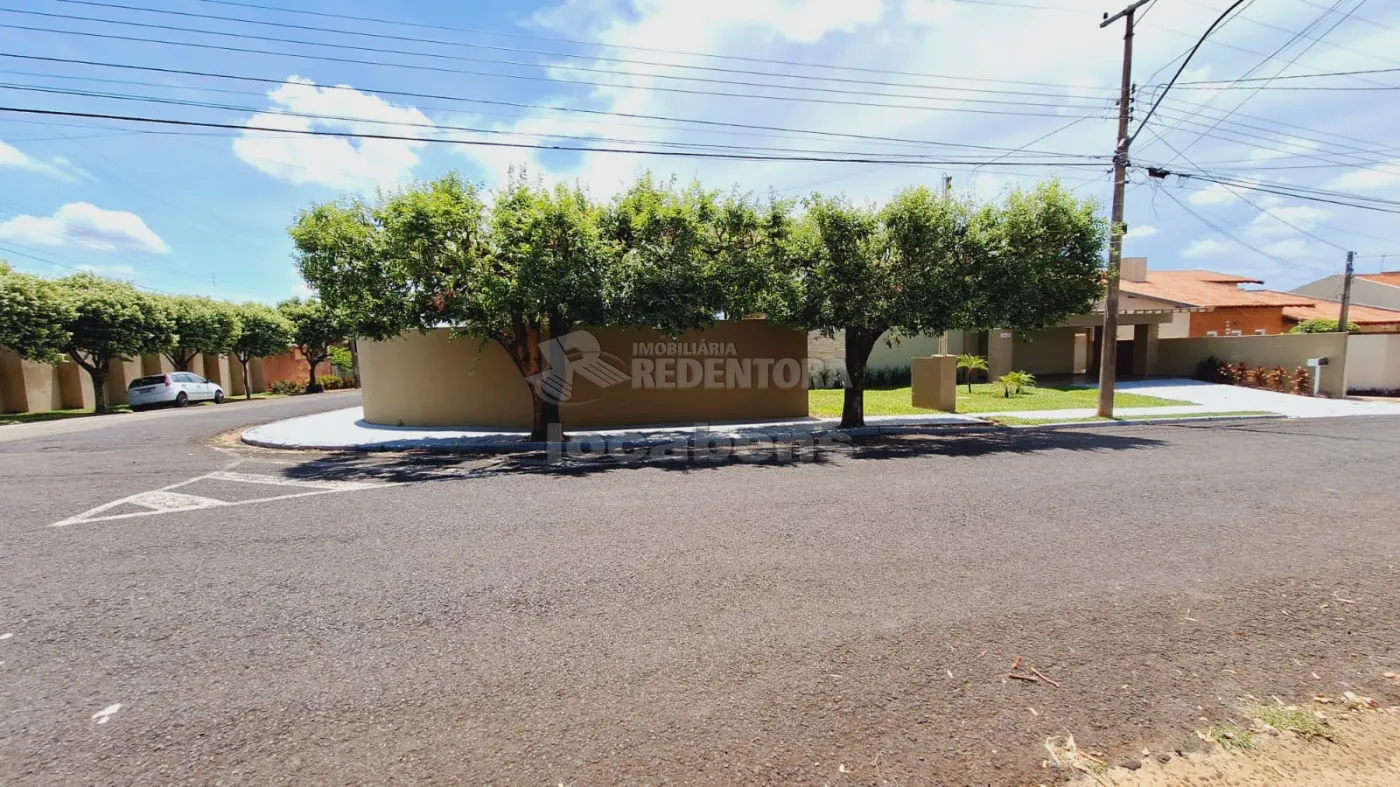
[1194,355,1229,384]
[1290,367,1312,396]
[317,375,347,390]
[267,379,305,395]
[998,370,1036,397]
[1290,318,1358,334]
[865,366,911,389]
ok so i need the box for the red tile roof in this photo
[1281,298,1400,326]
[1357,272,1400,288]
[1119,270,1315,308]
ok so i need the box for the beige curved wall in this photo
[360,321,809,429]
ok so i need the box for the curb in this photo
[240,414,1286,454]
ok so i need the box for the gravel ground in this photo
[2,409,1398,784]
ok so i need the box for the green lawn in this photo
[808,383,1190,417]
[994,411,1271,426]
[0,405,131,426]
[0,392,288,426]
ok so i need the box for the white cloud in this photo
[1259,238,1309,258]
[1124,224,1158,239]
[0,203,169,254]
[0,140,80,181]
[1187,180,1255,206]
[1325,160,1400,192]
[233,76,435,189]
[1180,237,1230,258]
[903,0,956,25]
[1240,205,1329,241]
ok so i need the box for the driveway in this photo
[2,410,1398,785]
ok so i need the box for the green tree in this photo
[1290,318,1359,334]
[162,295,243,371]
[956,353,988,393]
[277,297,349,393]
[792,187,977,428]
[293,170,769,441]
[231,302,293,400]
[967,181,1107,333]
[57,273,175,413]
[0,263,73,363]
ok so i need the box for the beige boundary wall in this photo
[1157,333,1348,397]
[0,349,268,413]
[1346,333,1400,392]
[360,321,808,429]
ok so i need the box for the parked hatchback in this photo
[127,373,226,410]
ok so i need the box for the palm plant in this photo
[956,353,988,393]
[999,370,1037,398]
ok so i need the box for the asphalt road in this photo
[2,406,1399,784]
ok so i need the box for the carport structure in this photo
[977,306,1199,381]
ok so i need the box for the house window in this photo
[1206,330,1219,337]
[1255,328,1267,335]
[1230,330,1243,336]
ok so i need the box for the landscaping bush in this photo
[865,366,911,389]
[267,379,305,395]
[316,375,355,391]
[998,370,1036,397]
[1194,355,1229,384]
[1217,361,1312,396]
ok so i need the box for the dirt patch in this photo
[1102,707,1400,786]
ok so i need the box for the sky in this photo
[1,0,1398,304]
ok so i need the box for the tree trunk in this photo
[238,357,252,399]
[306,352,322,392]
[349,340,361,389]
[840,328,882,430]
[166,348,195,372]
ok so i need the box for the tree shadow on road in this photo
[273,427,1168,485]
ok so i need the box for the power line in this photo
[0,83,1115,165]
[0,19,1110,119]
[0,53,1110,159]
[0,105,1119,167]
[51,0,1121,101]
[185,0,1100,88]
[1128,0,1250,146]
[1160,64,1400,85]
[0,242,180,294]
[1150,181,1335,274]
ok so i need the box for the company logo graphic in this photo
[527,330,630,404]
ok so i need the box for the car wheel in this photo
[214,390,225,404]
[130,404,146,412]
[175,391,189,407]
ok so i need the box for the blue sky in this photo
[1,0,1398,303]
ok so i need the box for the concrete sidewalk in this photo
[241,408,990,452]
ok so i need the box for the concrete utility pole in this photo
[1096,0,1149,418]
[1337,251,1355,332]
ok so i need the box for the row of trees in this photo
[0,264,348,413]
[292,170,1107,439]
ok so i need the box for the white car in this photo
[127,372,226,410]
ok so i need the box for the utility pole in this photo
[1096,0,1149,418]
[1337,250,1355,332]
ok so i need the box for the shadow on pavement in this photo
[273,427,1169,485]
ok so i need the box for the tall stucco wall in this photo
[1010,328,1079,376]
[361,321,809,429]
[1294,277,1400,311]
[809,330,977,377]
[1157,333,1348,397]
[103,358,144,406]
[1346,334,1400,392]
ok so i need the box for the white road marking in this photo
[50,468,386,527]
[92,704,121,724]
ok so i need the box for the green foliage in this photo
[316,374,354,390]
[328,345,354,370]
[998,370,1036,397]
[970,181,1107,333]
[162,295,243,370]
[232,302,293,363]
[0,262,73,363]
[956,353,989,392]
[864,366,911,389]
[1289,318,1359,333]
[57,273,175,412]
[277,297,350,386]
[266,379,305,396]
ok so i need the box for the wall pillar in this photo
[249,358,267,393]
[1319,333,1349,398]
[911,355,957,412]
[0,348,30,413]
[229,357,248,396]
[986,329,1014,379]
[103,357,144,406]
[1086,327,1102,377]
[141,354,175,376]
[57,360,95,410]
[1132,322,1160,377]
[202,353,231,389]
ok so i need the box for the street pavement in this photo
[3,405,1399,784]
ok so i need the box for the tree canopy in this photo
[162,295,243,371]
[1290,318,1359,334]
[277,297,349,391]
[57,273,175,413]
[231,302,294,399]
[0,262,73,363]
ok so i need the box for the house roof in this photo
[1118,269,1315,308]
[1280,297,1400,326]
[1357,272,1400,288]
